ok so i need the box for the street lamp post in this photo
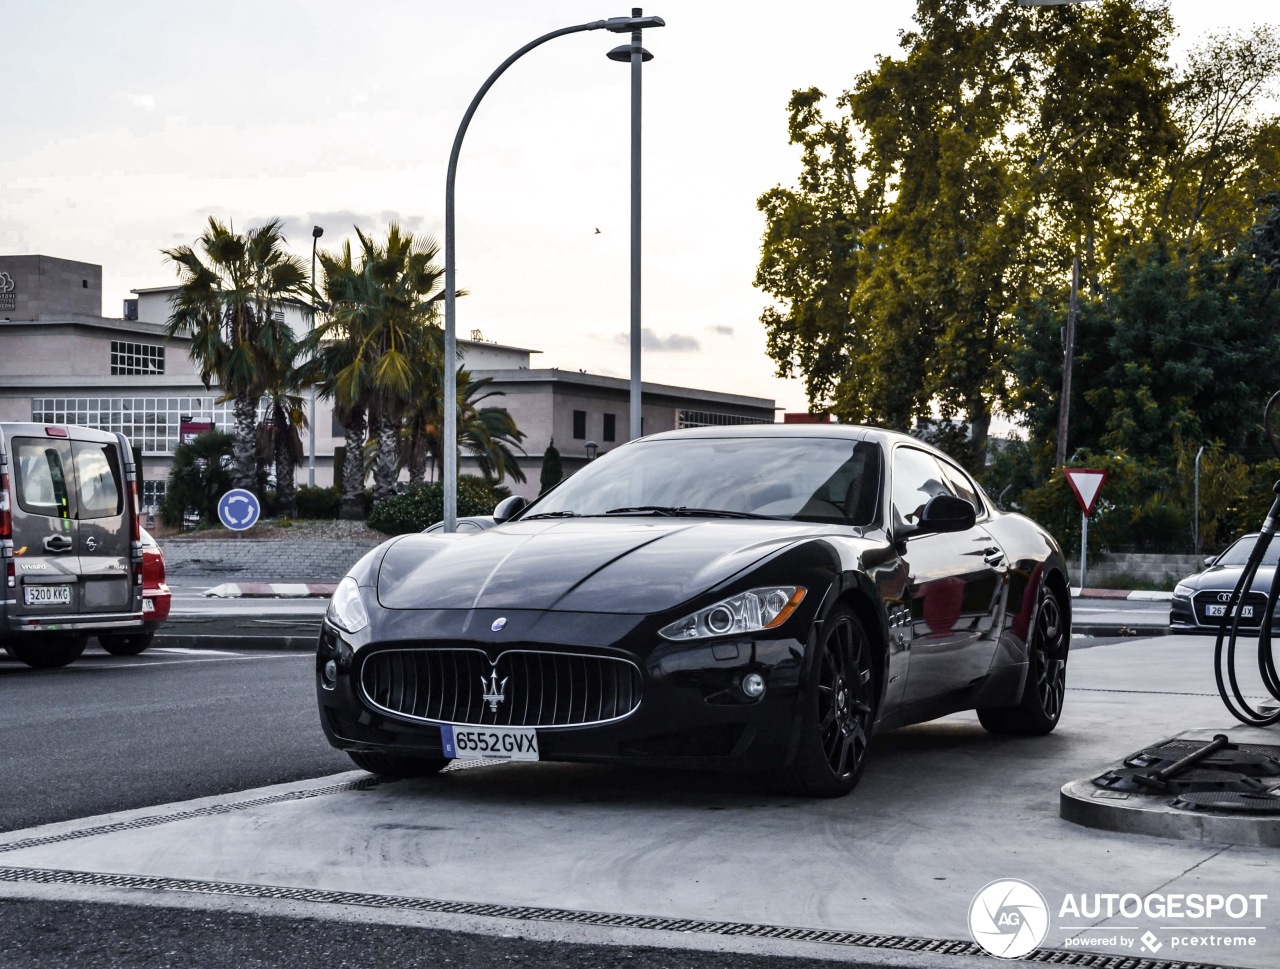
[585,440,599,461]
[308,225,324,488]
[442,13,664,531]
[607,8,653,442]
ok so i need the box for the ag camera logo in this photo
[969,878,1050,958]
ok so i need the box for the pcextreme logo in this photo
[969,879,1050,958]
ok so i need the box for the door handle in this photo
[982,546,1004,566]
[43,535,74,553]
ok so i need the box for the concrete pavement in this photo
[3,634,1278,968]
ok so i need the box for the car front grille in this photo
[359,647,643,727]
[1192,590,1273,627]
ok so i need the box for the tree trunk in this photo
[274,434,297,517]
[408,426,427,487]
[372,413,399,506]
[232,393,258,492]
[339,407,367,521]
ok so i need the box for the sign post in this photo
[1063,468,1107,590]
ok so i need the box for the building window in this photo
[603,413,616,442]
[110,341,166,376]
[676,409,771,429]
[31,395,264,456]
[572,410,587,440]
[142,480,167,511]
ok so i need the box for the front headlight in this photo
[1173,582,1194,600]
[659,586,806,641]
[327,576,370,633]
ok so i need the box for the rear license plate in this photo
[24,585,71,606]
[441,724,539,761]
[143,599,155,614]
[1206,604,1254,618]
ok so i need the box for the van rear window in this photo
[15,441,72,519]
[72,441,123,519]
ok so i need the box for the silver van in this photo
[1,423,144,668]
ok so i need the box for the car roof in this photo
[631,423,963,462]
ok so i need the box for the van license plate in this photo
[24,586,71,606]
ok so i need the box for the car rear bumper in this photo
[4,609,145,634]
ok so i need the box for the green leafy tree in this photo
[161,430,234,528]
[163,218,309,491]
[540,439,563,494]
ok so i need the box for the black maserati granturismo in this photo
[317,424,1070,796]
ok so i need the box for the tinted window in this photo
[1215,536,1280,568]
[14,441,72,519]
[72,441,123,518]
[528,437,883,525]
[573,410,587,440]
[937,459,981,514]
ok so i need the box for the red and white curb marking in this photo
[1072,589,1173,601]
[202,582,337,599]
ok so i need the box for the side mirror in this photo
[493,495,528,524]
[917,494,977,534]
[1204,555,1216,568]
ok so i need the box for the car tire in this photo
[978,583,1068,736]
[782,604,878,797]
[346,750,450,778]
[5,635,89,670]
[98,632,155,656]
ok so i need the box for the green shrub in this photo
[367,476,512,535]
[295,485,340,519]
[161,430,235,528]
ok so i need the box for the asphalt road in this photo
[0,643,871,969]
[0,646,349,833]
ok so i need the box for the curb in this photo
[202,582,337,599]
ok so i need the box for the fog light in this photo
[323,659,338,685]
[742,672,766,699]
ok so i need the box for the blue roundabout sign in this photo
[217,488,261,531]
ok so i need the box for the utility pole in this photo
[1055,255,1080,468]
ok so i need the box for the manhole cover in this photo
[1170,790,1280,814]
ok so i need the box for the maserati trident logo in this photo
[481,670,508,712]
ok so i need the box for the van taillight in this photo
[129,480,140,542]
[44,426,68,438]
[0,472,11,538]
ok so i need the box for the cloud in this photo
[122,93,156,111]
[708,325,735,337]
[274,211,427,242]
[614,328,701,352]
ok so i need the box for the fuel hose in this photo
[1213,390,1280,726]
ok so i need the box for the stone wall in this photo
[159,539,382,580]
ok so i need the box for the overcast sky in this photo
[2,1,1273,414]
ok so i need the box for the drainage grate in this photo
[0,777,388,854]
[0,865,1238,969]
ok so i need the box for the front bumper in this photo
[316,608,810,772]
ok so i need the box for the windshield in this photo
[525,436,883,525]
[1214,535,1280,568]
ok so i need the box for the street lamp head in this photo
[585,441,599,460]
[312,225,324,239]
[603,14,665,32]
[608,44,653,62]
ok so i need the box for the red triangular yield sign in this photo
[1064,468,1108,516]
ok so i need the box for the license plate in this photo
[1206,604,1254,618]
[441,724,540,761]
[24,585,71,606]
[143,599,155,614]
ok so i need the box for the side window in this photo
[15,440,73,520]
[938,459,981,515]
[891,447,955,527]
[72,442,123,519]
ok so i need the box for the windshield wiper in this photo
[604,505,776,520]
[521,510,580,520]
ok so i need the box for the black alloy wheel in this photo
[4,634,89,670]
[347,750,450,778]
[978,583,1068,736]
[784,605,877,797]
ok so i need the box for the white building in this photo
[0,254,775,507]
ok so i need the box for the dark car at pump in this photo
[1170,533,1280,633]
[317,425,1071,796]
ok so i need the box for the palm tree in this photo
[419,369,527,485]
[306,224,448,513]
[163,218,309,491]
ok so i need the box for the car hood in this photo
[376,517,833,613]
[1184,564,1278,594]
